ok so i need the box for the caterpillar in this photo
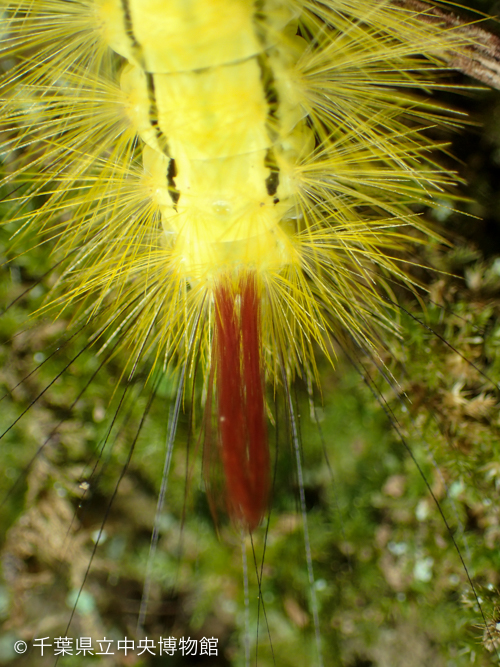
[1,0,500,665]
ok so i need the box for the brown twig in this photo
[393,0,500,89]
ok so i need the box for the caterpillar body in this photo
[1,0,500,665]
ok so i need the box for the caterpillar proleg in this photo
[1,0,500,665]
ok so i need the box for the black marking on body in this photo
[120,0,145,69]
[253,0,268,44]
[167,159,180,208]
[145,72,170,154]
[265,149,280,203]
[256,52,281,202]
[144,74,179,207]
[145,73,159,130]
[251,2,282,204]
[251,0,280,141]
[256,54,279,138]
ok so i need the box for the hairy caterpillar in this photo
[1,1,500,666]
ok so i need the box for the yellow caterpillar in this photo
[1,0,500,665]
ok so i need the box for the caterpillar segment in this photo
[97,0,311,527]
[95,0,471,528]
[0,0,476,528]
